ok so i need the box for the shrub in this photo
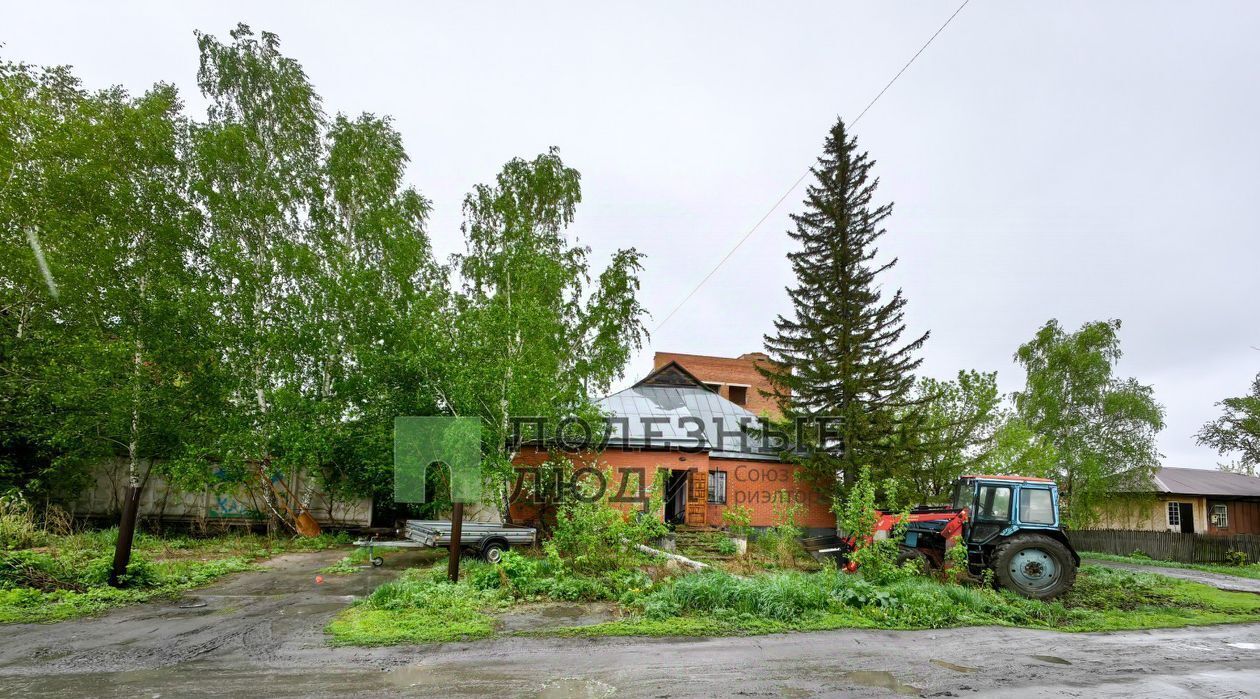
[1226,550,1248,567]
[546,469,666,576]
[0,495,43,550]
[0,551,80,592]
[838,467,915,584]
[721,505,753,540]
[716,538,738,556]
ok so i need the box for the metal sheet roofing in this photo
[1151,466,1260,497]
[596,385,779,460]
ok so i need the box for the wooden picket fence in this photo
[1068,529,1260,564]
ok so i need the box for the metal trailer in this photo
[354,520,537,567]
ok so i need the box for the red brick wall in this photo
[509,447,833,532]
[510,446,709,526]
[709,458,835,529]
[653,351,784,418]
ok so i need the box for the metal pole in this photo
[109,484,142,587]
[447,501,464,582]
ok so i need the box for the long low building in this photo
[1094,466,1260,535]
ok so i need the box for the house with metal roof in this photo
[509,359,836,534]
[1095,466,1260,535]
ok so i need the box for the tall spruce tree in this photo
[760,117,928,501]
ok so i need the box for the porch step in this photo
[674,530,733,557]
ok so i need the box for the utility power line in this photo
[655,0,972,332]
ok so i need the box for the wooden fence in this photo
[1068,529,1260,563]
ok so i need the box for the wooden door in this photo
[686,470,707,526]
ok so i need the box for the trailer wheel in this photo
[481,540,508,564]
[992,533,1076,599]
[371,556,384,568]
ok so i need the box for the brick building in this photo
[510,357,834,535]
[652,351,783,418]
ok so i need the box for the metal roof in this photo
[595,384,780,461]
[1150,467,1260,497]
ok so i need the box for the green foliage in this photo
[1,26,650,514]
[544,469,665,576]
[897,371,1003,503]
[944,538,969,584]
[1227,550,1249,567]
[721,504,753,539]
[716,538,738,556]
[756,491,804,568]
[1198,373,1260,476]
[444,147,648,512]
[330,566,502,645]
[1013,319,1165,526]
[759,117,929,500]
[837,467,917,585]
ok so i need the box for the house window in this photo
[703,382,722,394]
[1167,501,1181,528]
[1211,504,1229,529]
[728,385,748,406]
[707,471,727,504]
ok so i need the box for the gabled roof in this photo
[634,360,717,391]
[1151,467,1260,497]
[597,367,778,460]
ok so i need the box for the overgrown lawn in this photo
[326,556,1260,646]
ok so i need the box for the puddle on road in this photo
[1227,642,1260,650]
[843,670,921,696]
[497,603,618,633]
[538,677,616,698]
[930,659,977,673]
[1031,655,1072,665]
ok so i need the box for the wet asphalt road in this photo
[2,549,1260,698]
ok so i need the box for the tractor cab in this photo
[951,475,1063,540]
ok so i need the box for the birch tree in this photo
[447,148,648,520]
[191,24,326,524]
[1013,319,1164,526]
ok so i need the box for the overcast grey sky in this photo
[6,1,1258,469]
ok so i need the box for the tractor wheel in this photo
[992,533,1076,599]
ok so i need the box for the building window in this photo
[703,382,722,394]
[1211,504,1229,529]
[707,471,727,504]
[1167,501,1181,528]
[728,385,748,406]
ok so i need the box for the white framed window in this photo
[1211,504,1229,529]
[1167,501,1181,527]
